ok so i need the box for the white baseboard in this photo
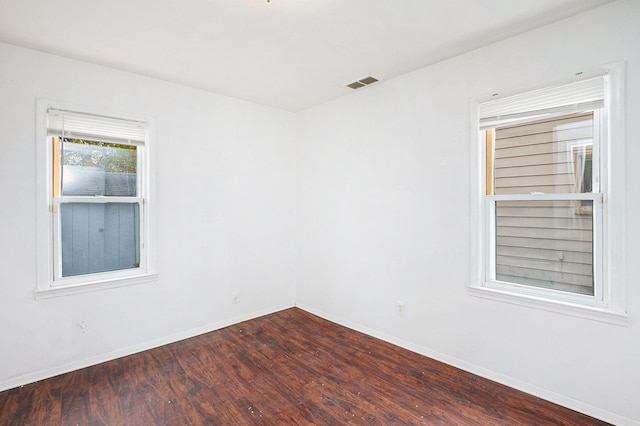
[296,303,638,426]
[0,304,294,393]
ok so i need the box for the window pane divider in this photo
[53,196,142,204]
[488,193,601,202]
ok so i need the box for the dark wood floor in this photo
[0,308,609,425]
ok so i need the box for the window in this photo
[36,102,156,297]
[470,66,628,324]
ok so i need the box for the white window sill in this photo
[468,285,629,326]
[35,273,158,300]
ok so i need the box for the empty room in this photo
[0,0,639,424]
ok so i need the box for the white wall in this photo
[297,1,640,424]
[1,1,639,424]
[0,42,297,388]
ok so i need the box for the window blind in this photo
[479,75,606,130]
[47,108,146,145]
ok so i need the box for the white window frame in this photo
[469,63,628,325]
[35,100,157,299]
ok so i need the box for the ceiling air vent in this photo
[347,76,379,89]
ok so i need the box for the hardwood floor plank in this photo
[0,308,610,425]
[0,377,63,425]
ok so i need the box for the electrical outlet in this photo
[232,296,239,305]
[396,302,405,316]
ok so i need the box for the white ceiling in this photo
[0,0,614,111]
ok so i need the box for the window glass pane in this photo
[495,200,593,295]
[60,203,140,277]
[61,138,137,196]
[493,113,593,195]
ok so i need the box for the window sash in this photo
[51,133,145,199]
[52,200,145,283]
[485,194,604,305]
[486,111,601,197]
